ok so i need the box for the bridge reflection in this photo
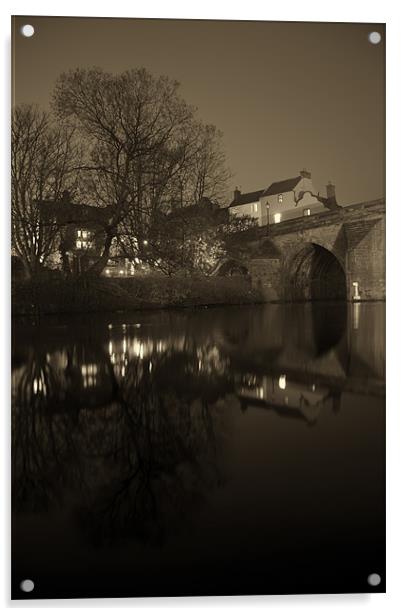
[12,302,384,424]
[237,373,339,425]
[12,302,384,544]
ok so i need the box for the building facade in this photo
[39,191,138,276]
[228,170,339,226]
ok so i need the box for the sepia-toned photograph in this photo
[11,16,385,599]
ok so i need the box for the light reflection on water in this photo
[11,302,385,598]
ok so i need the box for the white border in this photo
[2,2,401,615]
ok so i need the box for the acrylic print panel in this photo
[11,16,385,599]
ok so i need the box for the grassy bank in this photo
[12,273,263,316]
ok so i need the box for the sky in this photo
[12,17,385,206]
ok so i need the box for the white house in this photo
[228,170,339,226]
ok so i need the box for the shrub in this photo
[12,273,263,316]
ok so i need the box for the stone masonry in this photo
[219,199,385,302]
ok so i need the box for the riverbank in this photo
[12,273,264,316]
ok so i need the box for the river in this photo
[11,302,385,598]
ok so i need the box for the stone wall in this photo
[221,200,385,302]
[344,216,385,300]
[249,258,281,301]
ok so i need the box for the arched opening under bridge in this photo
[285,243,346,301]
[214,259,250,277]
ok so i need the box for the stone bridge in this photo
[217,199,385,301]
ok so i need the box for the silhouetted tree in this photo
[11,104,80,276]
[52,67,231,275]
[143,201,257,276]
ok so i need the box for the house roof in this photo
[229,189,265,207]
[228,176,305,208]
[39,200,112,225]
[262,176,301,197]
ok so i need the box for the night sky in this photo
[12,17,385,206]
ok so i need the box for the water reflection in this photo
[12,302,385,596]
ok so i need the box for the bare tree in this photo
[52,68,231,274]
[183,124,231,206]
[11,104,80,277]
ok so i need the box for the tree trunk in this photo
[22,259,33,280]
[60,247,72,276]
[88,231,114,276]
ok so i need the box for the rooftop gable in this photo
[262,176,302,197]
[229,189,265,207]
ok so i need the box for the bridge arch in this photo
[283,242,346,301]
[213,258,250,277]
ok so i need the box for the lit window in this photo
[278,374,286,390]
[76,240,82,249]
[274,213,282,224]
[81,363,98,388]
[253,203,258,213]
[303,208,311,216]
[278,194,283,203]
[77,229,91,239]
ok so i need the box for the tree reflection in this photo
[12,331,231,546]
[78,341,230,546]
[12,349,84,512]
[12,303,383,546]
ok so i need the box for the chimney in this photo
[326,181,336,201]
[300,168,311,179]
[234,187,241,202]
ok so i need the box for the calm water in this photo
[11,302,385,598]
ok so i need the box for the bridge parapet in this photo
[220,198,385,302]
[255,198,385,237]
